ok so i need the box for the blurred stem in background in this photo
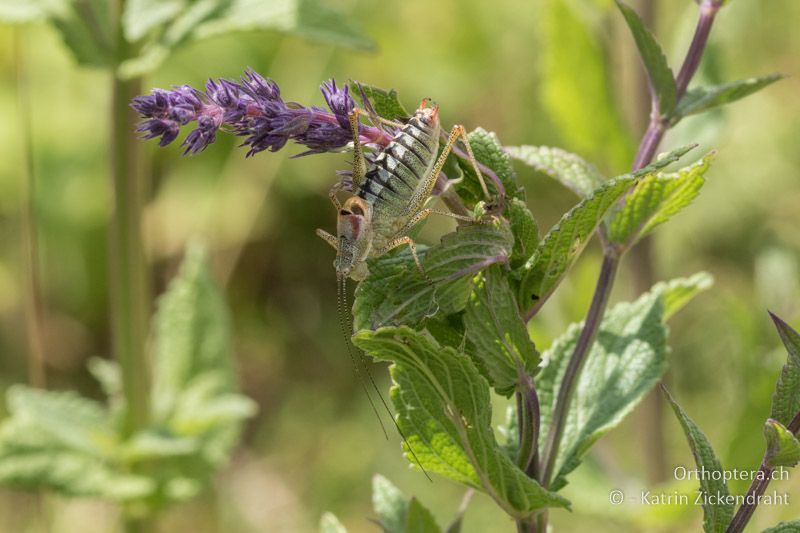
[110,1,150,530]
[14,29,46,389]
[629,0,668,485]
[534,1,724,531]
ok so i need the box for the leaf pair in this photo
[512,145,699,315]
[537,273,713,490]
[616,0,781,123]
[0,244,256,510]
[664,313,800,533]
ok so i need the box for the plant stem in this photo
[533,3,723,530]
[538,251,620,488]
[110,0,152,525]
[110,0,150,440]
[14,30,46,389]
[109,17,153,533]
[726,413,800,533]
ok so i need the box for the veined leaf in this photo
[508,198,539,269]
[763,521,800,533]
[673,74,783,122]
[464,265,540,397]
[353,220,514,330]
[519,144,693,314]
[615,1,676,115]
[122,0,184,41]
[0,386,153,501]
[456,128,522,205]
[506,145,605,197]
[764,419,800,468]
[0,0,66,22]
[768,312,800,427]
[353,327,570,519]
[350,82,409,120]
[320,512,348,533]
[539,0,634,171]
[406,498,441,533]
[537,273,712,490]
[150,243,256,492]
[664,388,734,533]
[609,153,714,247]
[518,176,635,309]
[372,474,409,533]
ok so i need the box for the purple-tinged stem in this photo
[726,413,800,533]
[538,252,619,488]
[534,5,723,531]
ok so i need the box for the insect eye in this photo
[350,205,364,216]
[339,209,350,216]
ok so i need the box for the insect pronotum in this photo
[316,99,493,478]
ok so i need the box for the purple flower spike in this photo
[321,79,355,130]
[131,69,391,157]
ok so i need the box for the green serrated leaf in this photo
[664,389,734,533]
[150,242,256,496]
[506,145,605,197]
[673,74,783,122]
[762,521,800,533]
[508,198,539,269]
[372,474,408,533]
[609,153,714,247]
[518,176,635,309]
[0,386,153,501]
[539,0,635,171]
[6,386,115,456]
[769,313,800,427]
[320,512,348,533]
[406,497,442,533]
[353,220,513,330]
[455,128,522,205]
[353,327,570,519]
[52,2,113,68]
[350,82,409,121]
[615,1,676,115]
[122,0,184,41]
[0,0,65,22]
[764,419,800,468]
[537,274,712,490]
[464,265,540,397]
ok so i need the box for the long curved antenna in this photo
[339,275,432,482]
[337,274,388,439]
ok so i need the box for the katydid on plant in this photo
[315,99,491,281]
[315,99,494,478]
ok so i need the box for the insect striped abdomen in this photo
[357,111,440,217]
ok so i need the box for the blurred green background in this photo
[0,0,798,531]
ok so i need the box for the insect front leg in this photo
[328,181,345,210]
[316,228,339,250]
